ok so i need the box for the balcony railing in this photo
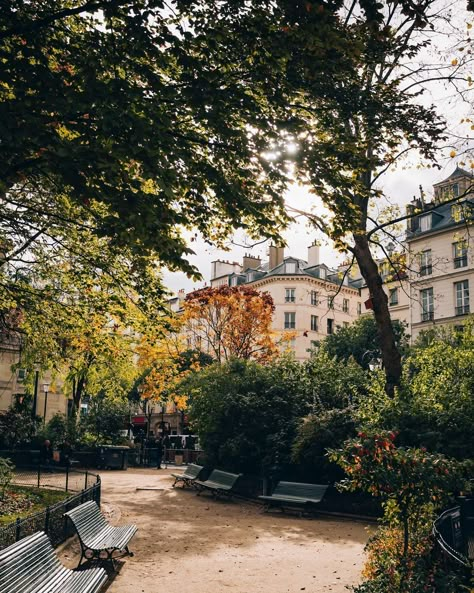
[455,305,470,316]
[421,311,434,322]
[454,256,468,269]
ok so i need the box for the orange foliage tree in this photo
[136,316,192,412]
[183,285,282,363]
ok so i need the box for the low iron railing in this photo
[0,466,101,551]
[433,499,473,569]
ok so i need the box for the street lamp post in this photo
[31,362,40,419]
[43,382,50,422]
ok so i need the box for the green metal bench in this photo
[0,531,107,593]
[259,481,328,513]
[171,463,205,488]
[65,500,137,568]
[195,469,242,498]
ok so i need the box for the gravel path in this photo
[60,468,370,593]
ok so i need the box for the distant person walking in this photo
[40,439,53,467]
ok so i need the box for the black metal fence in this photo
[433,499,474,569]
[12,465,98,493]
[0,467,101,551]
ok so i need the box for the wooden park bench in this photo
[65,500,137,568]
[259,481,328,513]
[195,469,242,499]
[171,463,205,488]
[0,531,107,593]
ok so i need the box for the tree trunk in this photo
[353,233,402,396]
[72,374,86,415]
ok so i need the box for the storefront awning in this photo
[132,415,147,425]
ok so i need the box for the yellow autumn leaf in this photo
[449,150,457,158]
[451,59,458,66]
[467,23,472,29]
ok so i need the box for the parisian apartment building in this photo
[191,166,474,359]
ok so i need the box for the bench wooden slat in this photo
[171,463,204,488]
[259,481,328,512]
[65,501,137,567]
[194,469,241,498]
[0,531,107,593]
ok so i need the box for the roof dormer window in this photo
[452,203,465,223]
[419,214,432,232]
[285,262,296,274]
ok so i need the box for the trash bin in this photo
[96,445,129,470]
[175,451,183,465]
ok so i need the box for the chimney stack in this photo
[269,245,284,270]
[242,253,262,271]
[307,242,320,267]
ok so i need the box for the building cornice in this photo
[249,274,360,295]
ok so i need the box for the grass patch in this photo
[0,486,68,524]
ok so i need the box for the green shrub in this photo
[292,407,356,482]
[358,323,474,460]
[329,432,468,593]
[0,458,14,500]
[188,357,306,474]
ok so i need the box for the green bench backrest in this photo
[207,469,240,487]
[65,501,108,541]
[183,464,204,480]
[0,531,61,593]
[274,482,328,500]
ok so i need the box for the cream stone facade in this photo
[0,335,25,412]
[406,167,473,340]
[208,244,363,361]
[0,334,68,420]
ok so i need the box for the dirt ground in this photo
[60,468,371,593]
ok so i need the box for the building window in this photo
[310,290,319,306]
[230,276,238,286]
[442,183,459,200]
[379,261,390,278]
[343,321,349,328]
[284,312,296,329]
[420,250,432,276]
[285,288,296,303]
[452,203,465,223]
[357,302,362,316]
[419,214,432,232]
[453,240,468,268]
[342,299,349,313]
[328,296,334,309]
[389,288,399,306]
[455,280,470,316]
[247,272,255,282]
[311,315,318,332]
[285,262,297,274]
[420,287,434,322]
[327,319,334,334]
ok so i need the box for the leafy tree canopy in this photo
[187,357,307,473]
[0,0,289,287]
[183,285,283,363]
[323,315,409,370]
[358,322,474,459]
